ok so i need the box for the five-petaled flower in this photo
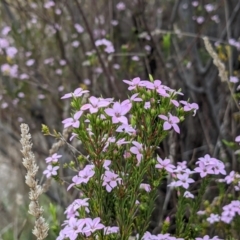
[102,170,122,192]
[155,156,175,173]
[62,111,83,128]
[43,165,59,178]
[81,96,111,113]
[159,113,180,133]
[105,102,131,124]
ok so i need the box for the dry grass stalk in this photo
[20,123,49,240]
[203,36,228,82]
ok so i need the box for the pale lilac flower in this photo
[184,191,194,198]
[144,102,151,109]
[0,38,9,49]
[116,138,129,146]
[2,26,11,35]
[103,160,111,170]
[84,79,91,85]
[121,93,142,110]
[72,40,80,48]
[44,58,54,65]
[74,23,84,33]
[44,1,55,9]
[130,141,143,165]
[111,20,119,26]
[195,154,226,177]
[102,170,122,192]
[196,16,205,24]
[1,102,8,109]
[105,102,131,124]
[19,73,29,79]
[18,92,25,98]
[104,226,119,235]
[56,69,62,75]
[197,210,206,215]
[113,64,120,69]
[64,217,85,239]
[116,124,136,135]
[64,198,90,218]
[155,157,175,173]
[62,111,83,128]
[43,165,59,178]
[211,15,220,23]
[82,217,105,235]
[45,153,62,163]
[194,161,214,178]
[25,59,35,66]
[61,88,89,99]
[55,8,62,15]
[175,173,194,189]
[58,85,64,91]
[6,47,18,58]
[140,183,151,192]
[123,77,141,90]
[81,96,110,113]
[180,101,199,116]
[159,114,180,133]
[59,59,66,66]
[70,133,77,141]
[116,2,126,11]
[207,213,220,224]
[192,1,199,7]
[235,135,240,144]
[171,99,179,107]
[67,165,95,190]
[224,171,235,184]
[132,56,140,61]
[205,4,215,12]
[230,76,239,83]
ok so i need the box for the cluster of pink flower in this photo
[43,153,61,178]
[51,76,240,239]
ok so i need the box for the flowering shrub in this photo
[31,76,236,239]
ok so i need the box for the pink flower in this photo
[81,96,110,113]
[104,226,119,235]
[82,217,105,235]
[62,111,83,128]
[45,153,62,163]
[44,1,55,9]
[184,191,194,198]
[207,213,220,224]
[43,165,59,178]
[155,157,175,173]
[116,2,126,11]
[123,77,141,90]
[6,47,18,58]
[61,88,89,99]
[67,165,95,190]
[130,141,143,165]
[74,23,84,33]
[105,102,131,124]
[230,76,239,83]
[180,101,199,116]
[140,183,151,192]
[235,135,240,143]
[64,198,90,219]
[175,173,194,189]
[102,170,122,192]
[159,114,180,133]
[116,124,136,135]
